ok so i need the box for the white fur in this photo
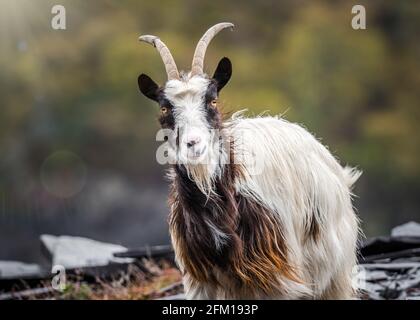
[205,218,231,251]
[164,77,360,299]
[182,113,361,299]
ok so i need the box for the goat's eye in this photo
[160,106,168,114]
[210,99,217,108]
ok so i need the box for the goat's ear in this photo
[138,74,159,102]
[213,57,232,92]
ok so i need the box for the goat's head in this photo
[138,23,233,171]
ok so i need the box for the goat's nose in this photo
[186,137,201,148]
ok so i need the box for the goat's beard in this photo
[165,127,232,197]
[178,140,228,197]
[186,163,217,197]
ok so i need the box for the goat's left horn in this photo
[190,22,235,77]
[139,35,180,80]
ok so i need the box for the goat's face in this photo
[138,57,232,165]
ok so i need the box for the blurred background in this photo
[0,0,419,265]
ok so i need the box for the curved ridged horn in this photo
[139,35,180,80]
[191,22,234,76]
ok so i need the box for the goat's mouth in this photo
[188,145,207,160]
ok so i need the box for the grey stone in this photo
[391,221,420,238]
[40,234,133,269]
[0,261,43,279]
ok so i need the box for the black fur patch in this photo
[172,164,240,268]
[204,80,222,129]
[156,93,175,130]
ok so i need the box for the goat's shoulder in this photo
[228,115,314,141]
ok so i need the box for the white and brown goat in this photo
[137,23,361,299]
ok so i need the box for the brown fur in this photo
[168,145,302,295]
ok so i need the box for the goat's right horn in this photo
[191,22,235,77]
[139,35,180,81]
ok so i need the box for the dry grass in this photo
[27,259,183,300]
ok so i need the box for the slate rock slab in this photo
[0,261,43,279]
[40,234,133,269]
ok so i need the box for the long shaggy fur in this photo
[168,113,361,299]
[138,46,360,299]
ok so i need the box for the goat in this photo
[137,22,361,299]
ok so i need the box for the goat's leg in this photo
[182,273,218,300]
[320,271,356,300]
